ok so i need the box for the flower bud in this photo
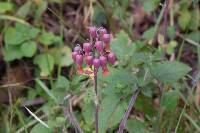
[102,66,109,76]
[95,41,103,53]
[75,54,83,65]
[89,27,97,38]
[74,45,82,53]
[72,51,78,61]
[102,34,110,44]
[93,58,100,69]
[100,28,107,35]
[83,43,92,53]
[85,55,93,66]
[100,56,107,67]
[108,52,116,65]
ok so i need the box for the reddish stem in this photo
[117,89,140,133]
[94,68,99,133]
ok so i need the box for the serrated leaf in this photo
[161,90,179,111]
[0,2,13,13]
[20,41,37,57]
[110,31,136,60]
[151,61,191,84]
[99,94,120,133]
[34,53,54,76]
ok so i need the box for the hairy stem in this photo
[118,89,140,133]
[94,68,99,133]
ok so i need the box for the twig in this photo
[117,88,140,133]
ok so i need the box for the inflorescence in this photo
[72,27,116,76]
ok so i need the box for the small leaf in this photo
[142,27,155,40]
[161,90,179,111]
[55,76,70,89]
[39,31,61,45]
[35,0,47,19]
[151,61,191,84]
[20,41,37,57]
[0,2,13,13]
[3,45,23,61]
[17,1,32,18]
[166,41,177,55]
[34,53,54,76]
[178,10,191,30]
[157,34,165,45]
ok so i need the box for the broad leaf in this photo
[151,61,191,84]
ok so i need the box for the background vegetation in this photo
[0,0,199,133]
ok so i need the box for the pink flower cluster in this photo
[72,27,116,76]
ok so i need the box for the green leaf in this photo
[0,2,13,13]
[110,31,136,60]
[55,76,70,89]
[39,31,61,45]
[35,78,58,103]
[101,68,137,88]
[142,27,155,40]
[4,24,40,45]
[30,123,51,133]
[50,46,73,67]
[143,0,159,13]
[126,119,151,133]
[99,94,120,133]
[17,1,32,18]
[20,41,37,57]
[166,40,177,55]
[34,53,54,76]
[178,10,191,30]
[35,0,47,19]
[108,101,127,128]
[151,61,191,84]
[3,45,23,61]
[82,103,94,125]
[161,90,179,111]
